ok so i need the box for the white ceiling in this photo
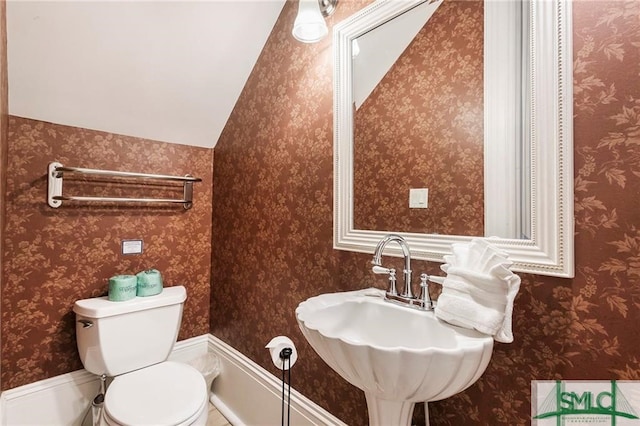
[7,0,286,148]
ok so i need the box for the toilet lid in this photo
[105,361,207,426]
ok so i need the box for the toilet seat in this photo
[104,361,207,426]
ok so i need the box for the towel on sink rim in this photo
[434,238,521,343]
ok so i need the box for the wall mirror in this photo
[333,0,574,277]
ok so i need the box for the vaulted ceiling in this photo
[7,0,286,148]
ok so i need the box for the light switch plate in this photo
[409,188,428,208]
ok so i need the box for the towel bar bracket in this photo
[183,179,193,210]
[47,162,200,210]
[48,162,64,208]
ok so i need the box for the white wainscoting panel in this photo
[0,334,345,426]
[207,334,347,426]
[0,335,208,425]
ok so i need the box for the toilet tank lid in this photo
[73,285,186,318]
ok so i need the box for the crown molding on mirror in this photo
[333,0,574,277]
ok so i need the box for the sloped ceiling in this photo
[6,0,286,148]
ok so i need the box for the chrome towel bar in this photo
[47,162,202,210]
[51,165,202,182]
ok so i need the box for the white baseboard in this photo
[0,368,99,426]
[0,334,345,426]
[207,334,346,426]
[0,335,209,426]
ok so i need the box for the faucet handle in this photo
[419,273,429,285]
[427,275,445,285]
[388,268,398,296]
[372,265,391,275]
[372,265,398,295]
[419,273,433,310]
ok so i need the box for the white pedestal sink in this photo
[295,288,493,426]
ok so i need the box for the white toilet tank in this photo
[73,286,187,376]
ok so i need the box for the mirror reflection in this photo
[334,0,574,277]
[351,0,528,239]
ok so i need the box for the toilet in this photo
[74,285,209,426]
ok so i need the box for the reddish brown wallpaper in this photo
[1,0,638,423]
[354,0,484,236]
[0,0,7,392]
[1,117,213,390]
[212,0,640,425]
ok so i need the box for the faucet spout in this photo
[371,234,414,299]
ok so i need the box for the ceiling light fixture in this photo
[292,0,339,43]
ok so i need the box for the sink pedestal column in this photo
[365,393,416,426]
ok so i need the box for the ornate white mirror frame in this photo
[333,0,574,277]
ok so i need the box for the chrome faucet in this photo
[371,234,414,299]
[371,234,436,311]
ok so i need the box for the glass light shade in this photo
[292,0,328,43]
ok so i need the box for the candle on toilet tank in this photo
[108,275,138,301]
[136,269,163,297]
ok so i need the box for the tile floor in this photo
[206,403,232,426]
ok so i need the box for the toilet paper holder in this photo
[280,347,293,360]
[266,336,297,370]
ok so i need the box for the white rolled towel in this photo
[435,239,521,343]
[436,269,520,343]
[435,290,505,337]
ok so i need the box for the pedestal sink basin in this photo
[295,288,493,426]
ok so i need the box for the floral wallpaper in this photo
[354,0,484,236]
[1,117,213,390]
[212,0,640,424]
[1,0,639,423]
[0,0,7,391]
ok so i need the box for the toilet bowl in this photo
[102,362,208,426]
[74,286,209,426]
